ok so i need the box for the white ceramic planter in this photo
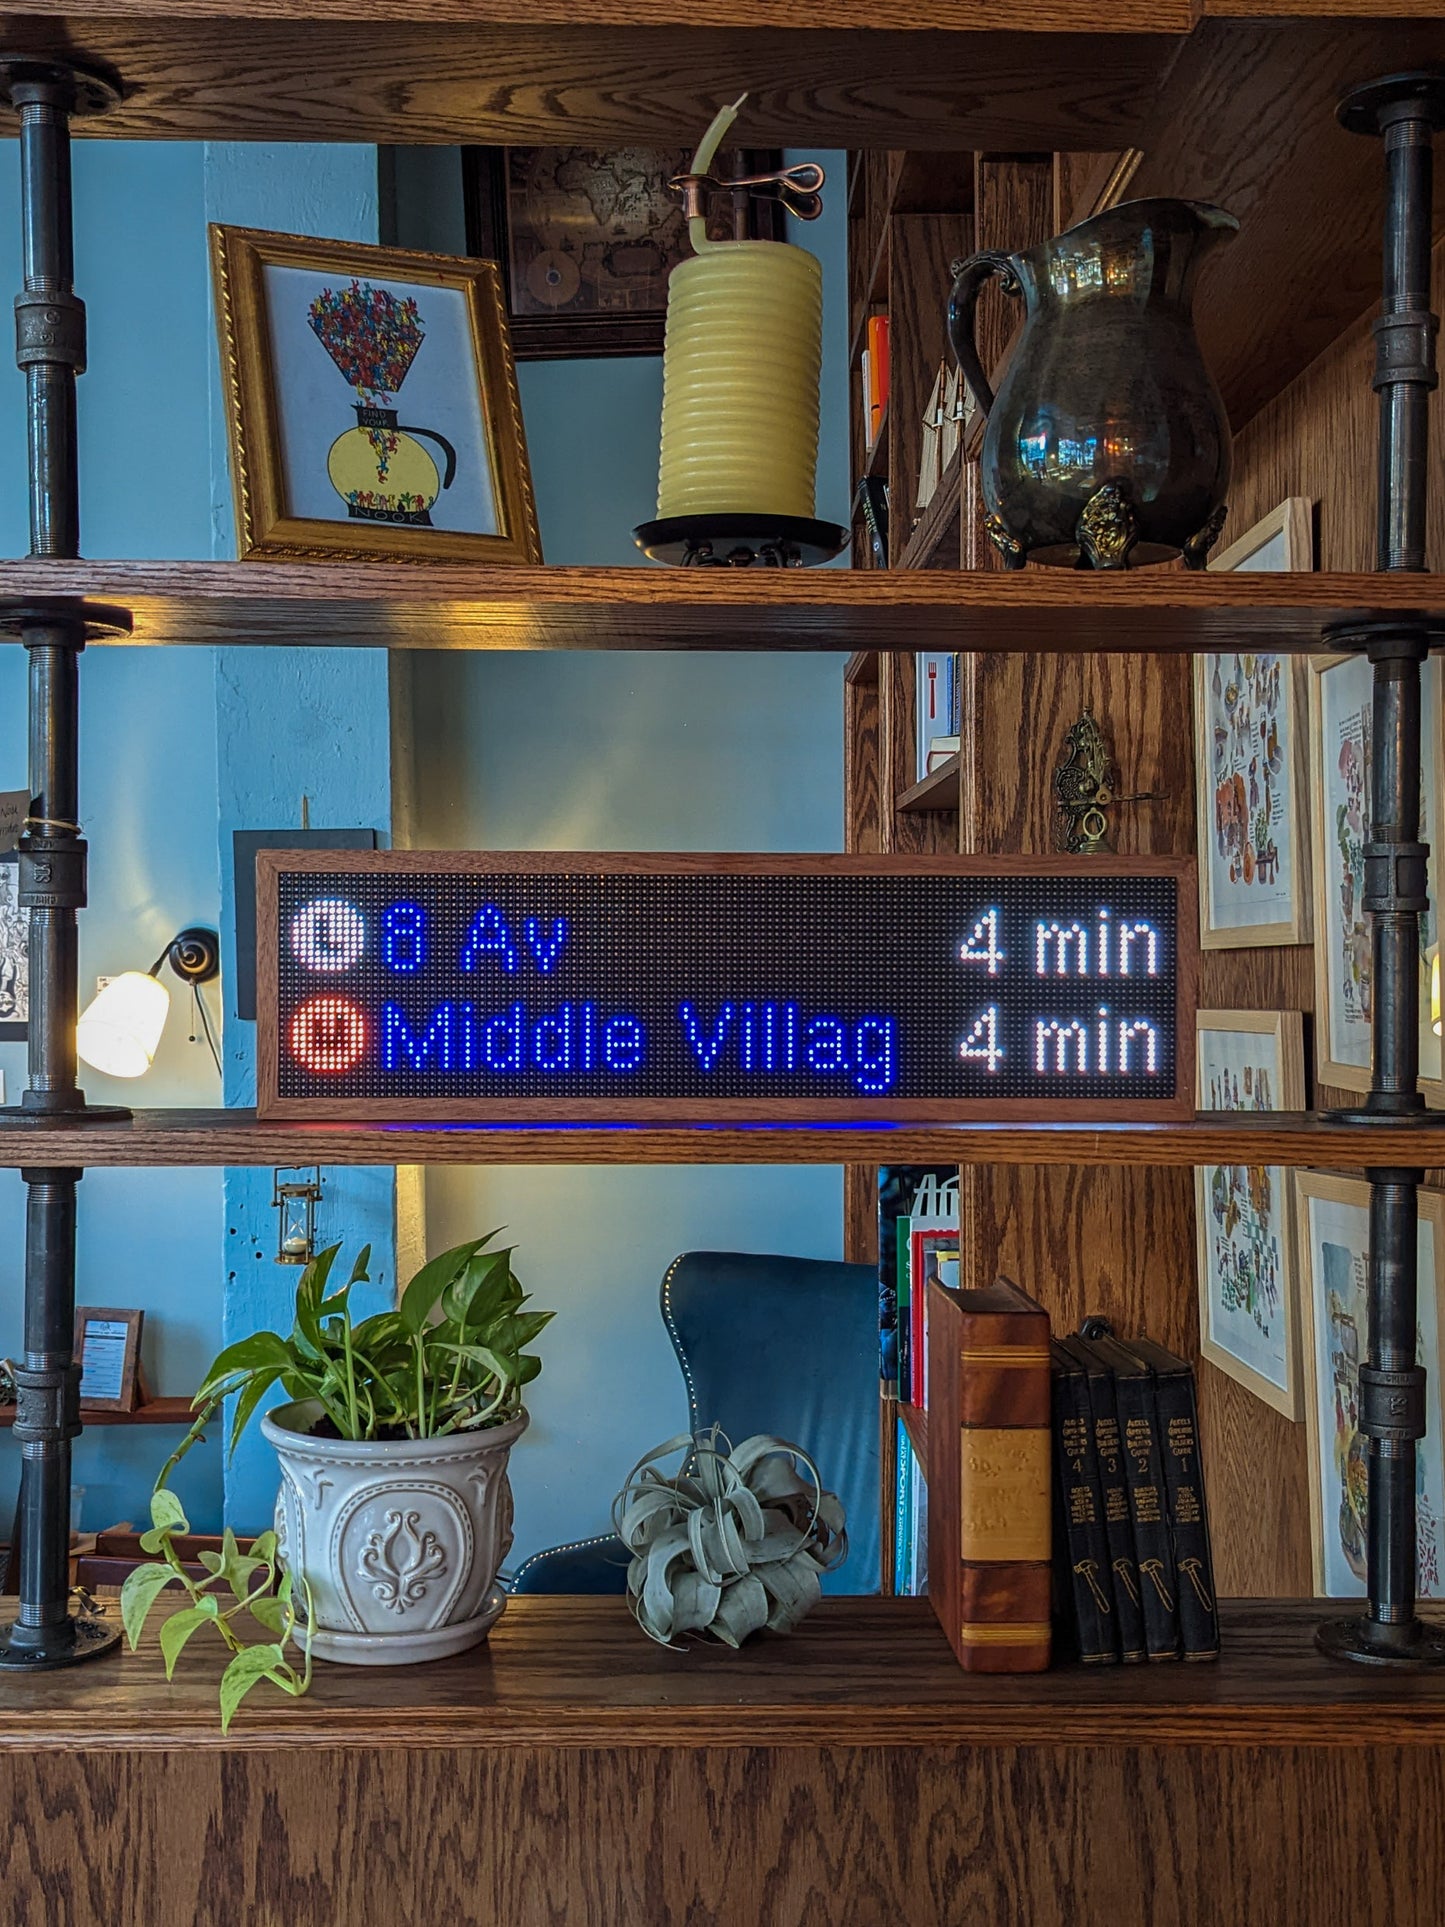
[262,1400,527,1666]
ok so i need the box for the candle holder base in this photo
[634,515,850,568]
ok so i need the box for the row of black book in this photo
[1050,1321,1219,1664]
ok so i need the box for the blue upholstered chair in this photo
[509,1249,880,1596]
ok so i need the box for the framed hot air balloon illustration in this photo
[211,226,541,565]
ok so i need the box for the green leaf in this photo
[399,1239,486,1336]
[346,1243,373,1289]
[217,1526,264,1596]
[196,1329,294,1402]
[139,1486,190,1553]
[247,1595,287,1636]
[120,1563,183,1650]
[218,1643,289,1734]
[158,1604,218,1680]
[227,1365,287,1457]
[249,1529,279,1567]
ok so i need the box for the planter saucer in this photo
[307,1583,508,1667]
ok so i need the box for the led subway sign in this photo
[256,853,1196,1120]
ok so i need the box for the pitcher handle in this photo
[398,423,458,491]
[947,250,1022,420]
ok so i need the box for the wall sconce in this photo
[273,1167,323,1265]
[76,927,221,1078]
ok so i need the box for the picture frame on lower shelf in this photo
[1294,1171,1445,1599]
[1194,1009,1305,1420]
[0,852,27,1040]
[210,224,542,567]
[1194,498,1313,949]
[74,1307,144,1414]
[1308,651,1444,1101]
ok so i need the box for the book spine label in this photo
[1115,1373,1181,1660]
[1088,1395,1148,1662]
[959,1427,1050,1565]
[1051,1366,1118,1664]
[1155,1374,1220,1658]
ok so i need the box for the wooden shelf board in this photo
[0,1397,194,1429]
[7,1108,1445,1167]
[4,562,1444,653]
[8,1594,1445,1752]
[896,752,960,813]
[898,1401,930,1475]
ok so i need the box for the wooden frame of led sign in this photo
[255,850,1198,1123]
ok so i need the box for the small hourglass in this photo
[273,1167,323,1265]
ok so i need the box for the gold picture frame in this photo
[1194,1008,1305,1420]
[1193,497,1314,948]
[1294,1170,1445,1598]
[211,225,542,566]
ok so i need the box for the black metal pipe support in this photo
[0,54,122,1669]
[1320,70,1445,1668]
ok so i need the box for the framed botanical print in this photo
[211,226,541,565]
[1194,498,1313,947]
[1195,1010,1305,1418]
[0,853,27,1040]
[1308,651,1443,1098]
[1294,1171,1445,1599]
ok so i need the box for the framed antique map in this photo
[1308,650,1444,1099]
[1295,1171,1445,1599]
[1195,1010,1305,1419]
[463,145,776,359]
[1194,498,1313,947]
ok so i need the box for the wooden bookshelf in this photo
[898,1400,929,1473]
[896,752,960,813]
[0,1397,193,1428]
[2,1108,1445,1168]
[5,562,1442,652]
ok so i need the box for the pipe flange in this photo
[0,598,133,643]
[0,56,122,116]
[1339,71,1445,138]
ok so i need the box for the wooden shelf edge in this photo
[844,649,879,687]
[0,1397,195,1428]
[896,753,960,813]
[6,1108,1445,1167]
[8,1597,1445,1754]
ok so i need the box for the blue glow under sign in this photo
[257,854,1195,1119]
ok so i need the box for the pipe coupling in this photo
[1359,1361,1427,1443]
[10,1361,81,1445]
[1363,838,1430,915]
[1372,309,1439,391]
[14,289,85,374]
[18,836,87,912]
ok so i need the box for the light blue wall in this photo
[0,143,225,1535]
[403,149,850,1565]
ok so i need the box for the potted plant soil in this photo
[123,1234,551,1719]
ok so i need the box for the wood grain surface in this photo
[9,1594,1445,1751]
[4,1106,1445,1167]
[3,560,1443,652]
[6,1736,1445,1927]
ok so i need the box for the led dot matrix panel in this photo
[256,852,1197,1121]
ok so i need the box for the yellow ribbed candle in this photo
[657,99,824,521]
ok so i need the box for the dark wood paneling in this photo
[888,213,972,566]
[844,677,881,855]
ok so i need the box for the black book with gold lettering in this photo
[1049,1341,1118,1664]
[1056,1334,1146,1663]
[1120,1337,1220,1661]
[1084,1332,1180,1661]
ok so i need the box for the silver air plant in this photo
[612,1426,847,1649]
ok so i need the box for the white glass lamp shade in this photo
[76,971,171,1077]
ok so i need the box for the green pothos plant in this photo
[121,1233,551,1730]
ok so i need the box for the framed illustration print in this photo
[1195,1010,1305,1419]
[211,226,541,565]
[0,853,27,1040]
[1294,1172,1445,1598]
[1194,498,1313,947]
[1308,651,1444,1098]
[73,1307,144,1414]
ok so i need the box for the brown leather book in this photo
[927,1274,1052,1672]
